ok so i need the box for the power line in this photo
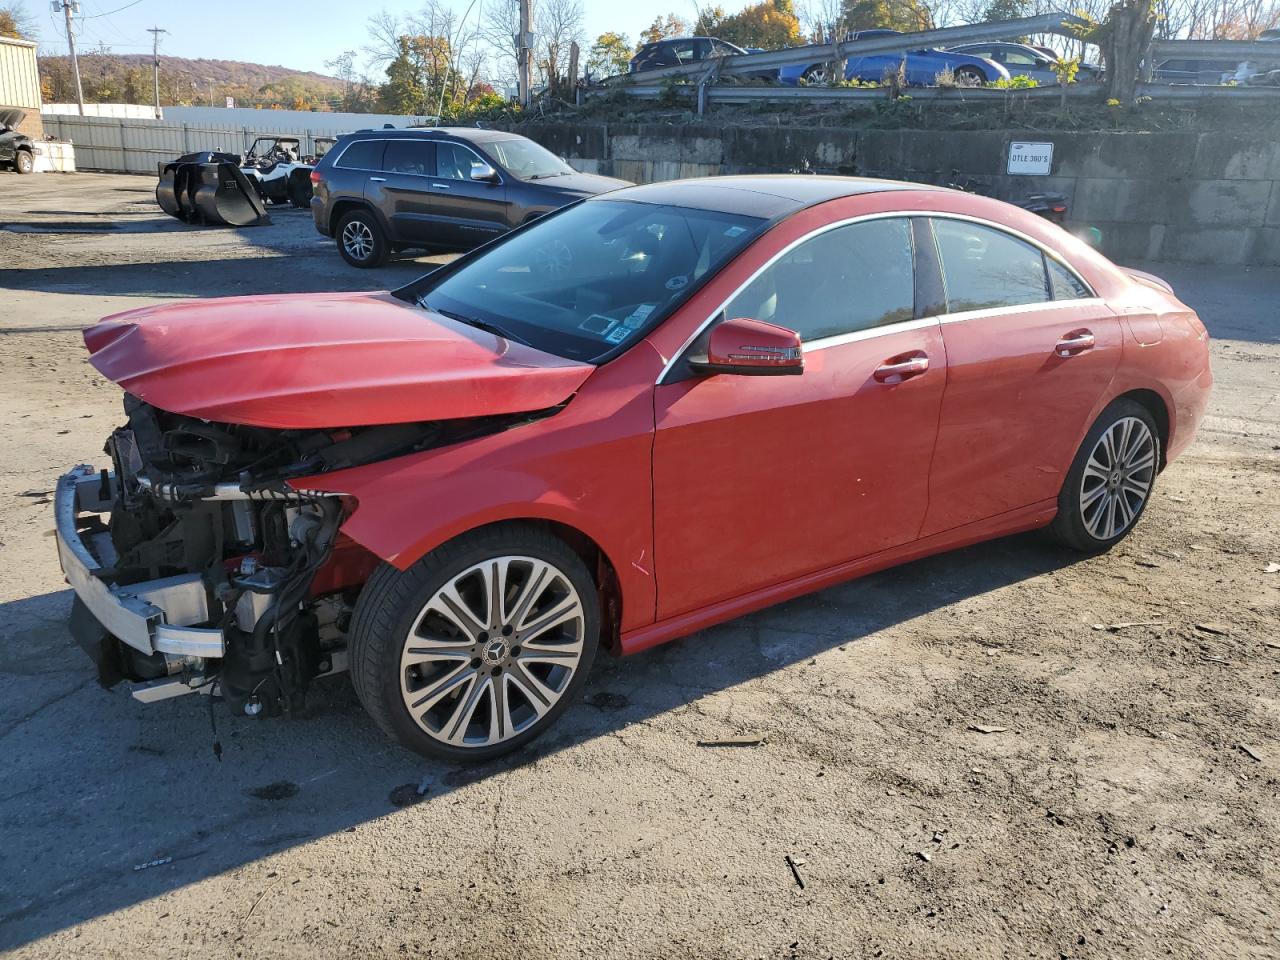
[84,0,146,18]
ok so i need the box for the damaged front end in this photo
[56,394,535,715]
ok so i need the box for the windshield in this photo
[418,199,766,363]
[487,138,576,181]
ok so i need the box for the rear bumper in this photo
[55,466,226,660]
[311,196,330,235]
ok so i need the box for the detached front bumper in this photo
[55,465,226,663]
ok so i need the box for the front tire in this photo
[15,149,33,174]
[801,64,828,85]
[1050,398,1160,553]
[348,525,600,761]
[336,209,388,268]
[955,65,986,86]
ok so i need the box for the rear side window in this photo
[932,218,1049,312]
[1046,257,1091,300]
[335,139,385,171]
[383,140,434,175]
[724,217,916,343]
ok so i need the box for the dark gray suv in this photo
[311,127,630,267]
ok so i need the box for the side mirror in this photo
[689,317,804,376]
[470,161,499,183]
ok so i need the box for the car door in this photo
[428,141,510,249]
[365,139,435,242]
[919,216,1123,537]
[651,216,947,620]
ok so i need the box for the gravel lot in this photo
[1,171,1277,960]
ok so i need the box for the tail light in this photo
[1051,204,1067,214]
[309,169,322,185]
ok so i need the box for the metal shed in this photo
[0,36,43,139]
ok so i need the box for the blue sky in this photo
[27,0,692,76]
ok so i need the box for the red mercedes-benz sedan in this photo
[56,176,1212,759]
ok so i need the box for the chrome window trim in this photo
[655,209,1098,385]
[333,137,498,181]
[803,315,940,352]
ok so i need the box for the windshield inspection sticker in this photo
[579,314,617,335]
[724,225,747,237]
[605,326,632,345]
[664,274,689,291]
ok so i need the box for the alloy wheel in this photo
[1079,416,1156,540]
[399,556,586,749]
[342,220,374,261]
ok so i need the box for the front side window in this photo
[417,200,765,363]
[485,138,574,181]
[435,142,481,180]
[932,218,1050,312]
[723,217,916,343]
[335,139,384,171]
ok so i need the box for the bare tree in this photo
[536,0,585,89]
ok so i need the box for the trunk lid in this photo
[83,292,594,429]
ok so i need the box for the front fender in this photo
[294,344,662,633]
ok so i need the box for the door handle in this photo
[368,176,387,182]
[431,182,451,190]
[1055,330,1095,357]
[873,354,929,383]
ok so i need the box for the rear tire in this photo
[1050,398,1160,553]
[15,149,33,174]
[336,209,388,268]
[348,524,600,761]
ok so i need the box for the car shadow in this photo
[0,530,1078,949]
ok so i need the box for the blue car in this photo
[779,29,1010,86]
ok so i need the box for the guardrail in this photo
[587,79,1280,106]
[1150,38,1280,59]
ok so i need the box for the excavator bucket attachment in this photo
[154,153,271,227]
[193,163,270,227]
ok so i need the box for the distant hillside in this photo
[40,54,345,109]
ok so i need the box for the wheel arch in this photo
[1114,387,1171,471]
[329,198,387,235]
[355,511,627,654]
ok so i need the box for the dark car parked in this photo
[0,109,35,174]
[630,36,751,72]
[310,127,630,267]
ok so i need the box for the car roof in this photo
[595,175,941,219]
[341,126,521,144]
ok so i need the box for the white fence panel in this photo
[40,115,368,173]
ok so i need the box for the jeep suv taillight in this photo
[309,169,322,185]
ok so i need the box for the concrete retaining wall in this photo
[506,122,1280,266]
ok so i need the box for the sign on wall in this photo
[1007,141,1054,176]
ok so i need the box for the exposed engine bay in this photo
[61,394,556,716]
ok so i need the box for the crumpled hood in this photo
[83,291,594,429]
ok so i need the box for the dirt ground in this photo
[0,171,1277,960]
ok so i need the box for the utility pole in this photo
[517,0,534,108]
[54,0,85,116]
[146,26,167,119]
